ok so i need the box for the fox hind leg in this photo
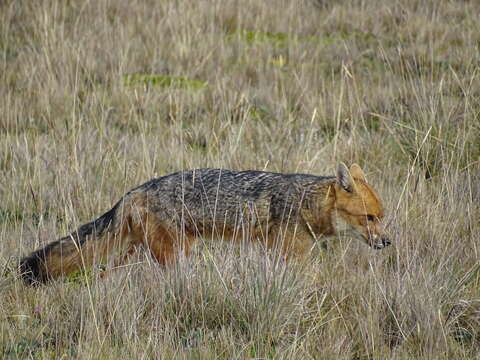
[101,223,194,278]
[143,221,195,266]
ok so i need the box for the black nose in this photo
[382,237,391,247]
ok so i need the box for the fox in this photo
[19,163,390,285]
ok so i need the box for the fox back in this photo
[129,168,334,234]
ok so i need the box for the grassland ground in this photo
[1,0,479,358]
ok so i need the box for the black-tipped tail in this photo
[19,201,120,285]
[19,251,49,286]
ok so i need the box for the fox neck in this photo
[302,181,337,237]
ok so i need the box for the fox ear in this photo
[337,162,354,193]
[350,163,367,182]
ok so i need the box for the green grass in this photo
[1,0,479,358]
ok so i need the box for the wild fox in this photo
[19,163,390,284]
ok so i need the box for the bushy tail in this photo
[19,202,122,285]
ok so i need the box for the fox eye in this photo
[366,215,375,222]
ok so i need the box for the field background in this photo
[1,0,479,358]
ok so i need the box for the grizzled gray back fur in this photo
[127,168,335,235]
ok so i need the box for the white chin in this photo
[372,242,385,250]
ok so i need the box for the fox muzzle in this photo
[371,235,391,250]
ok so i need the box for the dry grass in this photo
[1,0,479,358]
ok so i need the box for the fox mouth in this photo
[371,237,391,250]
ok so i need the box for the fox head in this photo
[334,163,391,249]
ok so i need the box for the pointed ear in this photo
[337,162,354,193]
[350,163,367,182]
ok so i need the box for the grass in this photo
[1,0,479,358]
[122,74,208,90]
